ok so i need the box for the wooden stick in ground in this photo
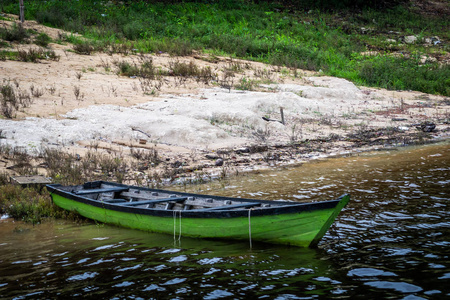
[19,0,25,24]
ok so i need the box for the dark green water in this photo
[1,142,449,299]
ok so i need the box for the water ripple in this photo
[364,281,423,293]
[67,272,99,282]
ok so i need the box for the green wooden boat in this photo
[46,181,349,247]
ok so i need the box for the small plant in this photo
[107,84,118,97]
[18,89,32,107]
[73,41,95,55]
[220,70,235,92]
[1,82,17,118]
[45,49,60,61]
[16,47,60,62]
[73,85,84,101]
[30,84,44,98]
[226,59,249,73]
[235,77,255,90]
[48,84,56,95]
[254,68,275,83]
[115,59,140,77]
[99,58,111,72]
[17,47,41,62]
[252,126,271,144]
[75,71,83,81]
[34,33,51,47]
[0,40,9,49]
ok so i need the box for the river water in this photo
[1,142,449,299]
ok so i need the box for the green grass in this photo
[0,47,60,63]
[34,32,51,47]
[0,185,82,224]
[1,0,449,95]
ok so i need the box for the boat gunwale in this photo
[46,181,347,219]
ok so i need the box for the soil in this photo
[1,15,449,185]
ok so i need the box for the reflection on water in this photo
[1,142,449,299]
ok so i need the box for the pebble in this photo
[215,158,224,166]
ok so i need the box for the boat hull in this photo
[48,182,349,247]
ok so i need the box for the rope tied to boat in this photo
[173,210,182,246]
[248,208,253,249]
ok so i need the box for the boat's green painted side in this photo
[51,193,350,247]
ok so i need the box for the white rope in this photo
[173,210,177,244]
[173,210,182,246]
[178,210,182,242]
[248,208,252,249]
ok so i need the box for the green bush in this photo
[34,32,51,47]
[0,185,71,224]
[0,22,29,43]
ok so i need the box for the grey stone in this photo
[215,158,224,166]
[404,35,418,44]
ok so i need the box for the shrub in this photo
[1,82,18,118]
[34,32,51,47]
[72,41,95,55]
[0,23,29,43]
[0,185,81,224]
[16,47,59,62]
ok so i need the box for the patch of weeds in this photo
[1,80,18,118]
[34,33,51,47]
[114,55,161,81]
[318,115,334,126]
[169,60,199,77]
[0,23,30,43]
[57,32,80,44]
[0,40,9,48]
[0,171,9,185]
[73,85,84,101]
[75,71,83,81]
[48,84,56,95]
[107,41,136,55]
[167,60,215,86]
[30,84,44,98]
[252,126,271,144]
[289,122,303,143]
[99,57,111,72]
[235,77,256,91]
[17,47,60,63]
[254,68,276,84]
[142,39,194,56]
[220,70,235,92]
[226,59,250,73]
[115,60,140,76]
[18,89,32,107]
[327,133,342,141]
[0,185,83,224]
[45,49,60,61]
[130,147,160,166]
[196,66,215,85]
[72,41,95,55]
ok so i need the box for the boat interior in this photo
[67,183,284,211]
